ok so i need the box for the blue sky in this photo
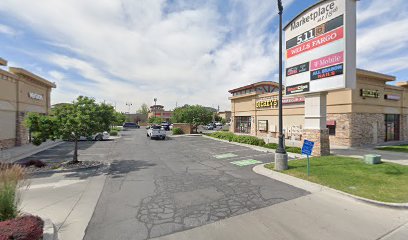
[0,0,407,112]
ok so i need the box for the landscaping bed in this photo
[377,144,408,153]
[207,131,302,154]
[17,160,103,174]
[265,156,408,203]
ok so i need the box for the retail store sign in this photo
[384,94,400,101]
[284,0,356,95]
[256,98,278,108]
[282,96,305,104]
[360,89,379,98]
[28,92,43,101]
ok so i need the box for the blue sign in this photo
[301,140,315,156]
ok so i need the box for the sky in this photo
[0,0,407,113]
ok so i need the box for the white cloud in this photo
[0,0,288,112]
[0,24,18,36]
[356,0,408,76]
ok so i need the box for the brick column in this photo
[303,129,330,156]
[15,111,29,146]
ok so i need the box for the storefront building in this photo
[0,58,56,149]
[229,69,408,147]
[148,105,173,122]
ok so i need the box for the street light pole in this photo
[126,102,132,114]
[275,0,288,171]
[154,98,157,118]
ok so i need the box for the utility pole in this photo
[275,0,288,171]
[126,102,132,114]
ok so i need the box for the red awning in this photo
[327,120,336,126]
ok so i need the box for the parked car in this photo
[161,122,171,131]
[147,125,166,140]
[206,124,214,130]
[215,122,223,127]
[169,124,173,130]
[123,122,140,129]
[79,131,110,141]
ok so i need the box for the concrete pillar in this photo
[303,93,330,156]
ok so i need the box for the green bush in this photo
[264,143,278,149]
[286,146,302,154]
[110,130,118,136]
[209,131,235,141]
[172,128,184,135]
[111,127,121,132]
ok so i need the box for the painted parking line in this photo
[230,159,263,166]
[214,153,238,159]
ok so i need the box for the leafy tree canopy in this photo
[25,96,119,163]
[137,103,149,115]
[171,105,213,132]
[148,116,162,124]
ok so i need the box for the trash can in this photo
[364,154,382,164]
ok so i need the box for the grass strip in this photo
[265,156,408,203]
[377,145,408,153]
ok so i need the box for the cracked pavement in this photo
[83,130,308,240]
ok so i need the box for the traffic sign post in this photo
[301,140,315,176]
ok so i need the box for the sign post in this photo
[284,0,357,156]
[301,140,315,176]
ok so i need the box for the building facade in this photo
[217,111,232,123]
[0,59,56,149]
[148,105,173,122]
[229,69,408,147]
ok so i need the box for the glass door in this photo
[385,114,400,141]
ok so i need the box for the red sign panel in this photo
[287,27,344,59]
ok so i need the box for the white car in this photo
[147,125,166,140]
[79,131,110,141]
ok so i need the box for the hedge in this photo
[208,131,302,153]
[172,128,184,135]
[110,130,118,136]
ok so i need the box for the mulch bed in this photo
[0,215,43,240]
[21,160,103,173]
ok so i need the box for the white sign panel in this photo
[28,92,44,101]
[284,0,356,95]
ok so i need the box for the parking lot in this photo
[83,129,308,240]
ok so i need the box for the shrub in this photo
[286,146,302,154]
[22,160,46,168]
[264,143,278,149]
[0,164,25,221]
[110,130,118,136]
[111,127,121,132]
[209,131,235,141]
[0,215,44,240]
[172,128,184,135]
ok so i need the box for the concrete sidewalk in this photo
[0,140,63,164]
[331,146,408,165]
[19,168,107,240]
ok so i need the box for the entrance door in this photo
[385,114,400,142]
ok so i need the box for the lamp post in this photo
[274,0,288,171]
[126,102,132,114]
[154,98,157,117]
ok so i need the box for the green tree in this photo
[171,105,213,133]
[148,116,162,124]
[113,111,127,126]
[137,103,149,115]
[25,96,117,163]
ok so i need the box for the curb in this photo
[1,141,64,164]
[28,162,106,176]
[202,135,303,159]
[43,218,58,240]
[253,164,408,209]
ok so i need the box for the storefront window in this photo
[235,116,251,134]
[385,114,400,141]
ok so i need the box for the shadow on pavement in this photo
[109,160,156,178]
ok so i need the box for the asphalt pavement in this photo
[83,130,308,240]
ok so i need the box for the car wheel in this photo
[147,133,149,137]
[95,135,103,141]
[161,136,165,140]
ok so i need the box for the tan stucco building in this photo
[229,69,408,147]
[0,58,56,149]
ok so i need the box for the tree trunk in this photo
[72,138,79,163]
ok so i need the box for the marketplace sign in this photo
[284,0,356,95]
